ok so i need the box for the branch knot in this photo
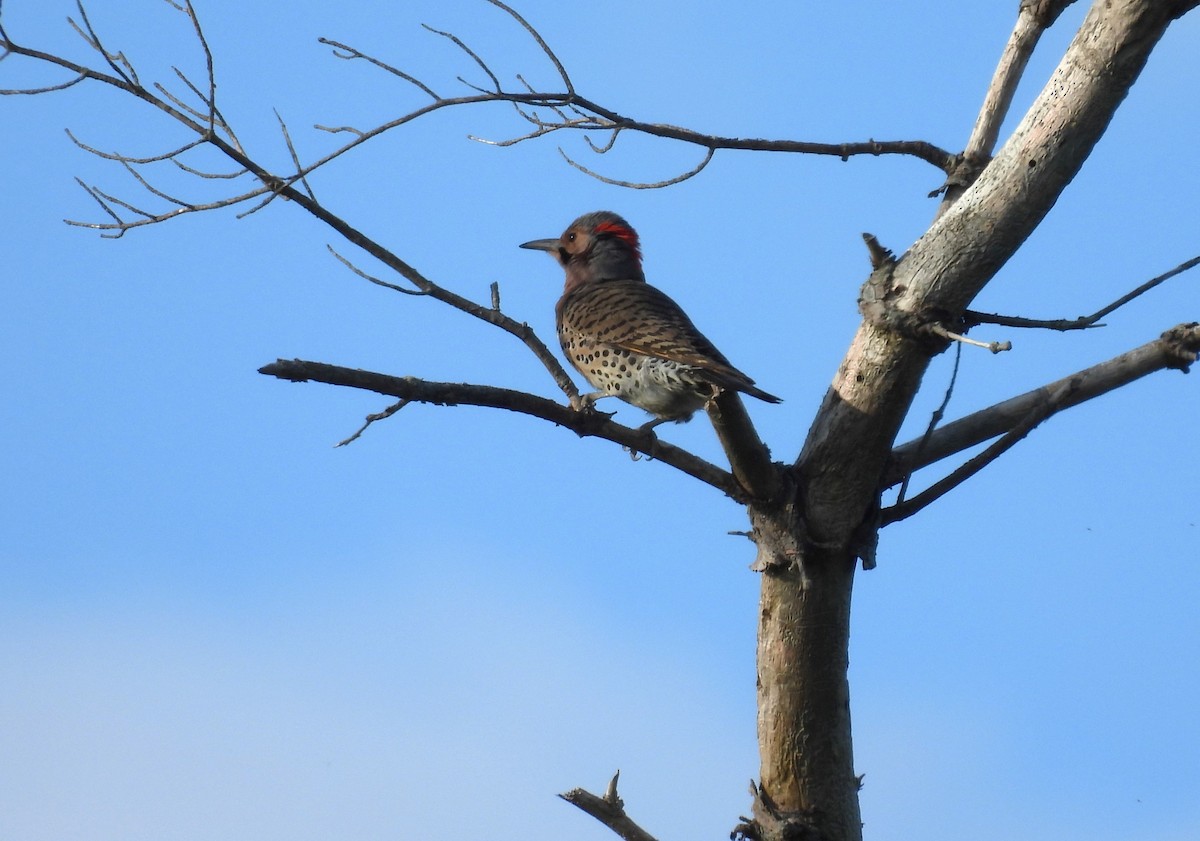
[732,781,824,841]
[858,258,954,355]
[1160,322,1200,372]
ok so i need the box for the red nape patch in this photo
[595,221,642,261]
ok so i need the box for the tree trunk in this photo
[754,543,860,841]
[747,3,1198,840]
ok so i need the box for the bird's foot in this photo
[573,391,616,417]
[624,418,669,461]
[636,417,671,435]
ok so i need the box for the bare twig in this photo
[421,23,501,93]
[69,1,131,84]
[896,343,962,506]
[3,0,958,249]
[155,76,210,123]
[965,254,1200,331]
[483,0,573,94]
[64,129,205,163]
[176,0,218,136]
[118,158,195,208]
[0,72,88,94]
[336,399,411,447]
[559,145,715,189]
[275,109,317,203]
[171,158,248,179]
[64,179,271,236]
[318,37,440,100]
[559,772,659,841]
[326,244,427,296]
[924,321,1012,353]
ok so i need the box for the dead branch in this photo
[559,772,659,841]
[924,321,1012,353]
[883,322,1200,504]
[257,359,749,501]
[965,253,1200,331]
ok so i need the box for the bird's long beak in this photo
[519,238,560,253]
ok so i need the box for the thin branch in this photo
[233,178,291,219]
[258,359,748,500]
[318,37,440,100]
[967,2,1071,160]
[559,145,714,189]
[0,71,88,94]
[421,23,501,93]
[76,180,156,219]
[118,158,195,208]
[171,157,248,179]
[965,253,1200,331]
[154,75,208,122]
[275,109,317,203]
[65,129,206,163]
[310,26,954,174]
[336,398,411,447]
[585,126,621,153]
[882,378,1076,525]
[177,0,218,136]
[551,113,959,171]
[924,321,1012,353]
[938,0,1080,208]
[64,177,271,235]
[896,342,962,506]
[469,117,587,147]
[70,176,125,234]
[69,1,131,84]
[483,0,573,94]
[883,322,1200,493]
[559,772,659,841]
[326,244,427,296]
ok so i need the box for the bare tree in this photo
[2,1,1197,840]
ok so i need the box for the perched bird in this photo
[520,210,780,429]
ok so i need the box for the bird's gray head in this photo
[520,211,645,290]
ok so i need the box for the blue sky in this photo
[2,2,1198,840]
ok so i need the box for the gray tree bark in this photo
[744,3,1198,840]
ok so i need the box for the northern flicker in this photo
[520,210,780,429]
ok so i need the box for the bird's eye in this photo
[567,232,577,243]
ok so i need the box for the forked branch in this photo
[559,772,659,841]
